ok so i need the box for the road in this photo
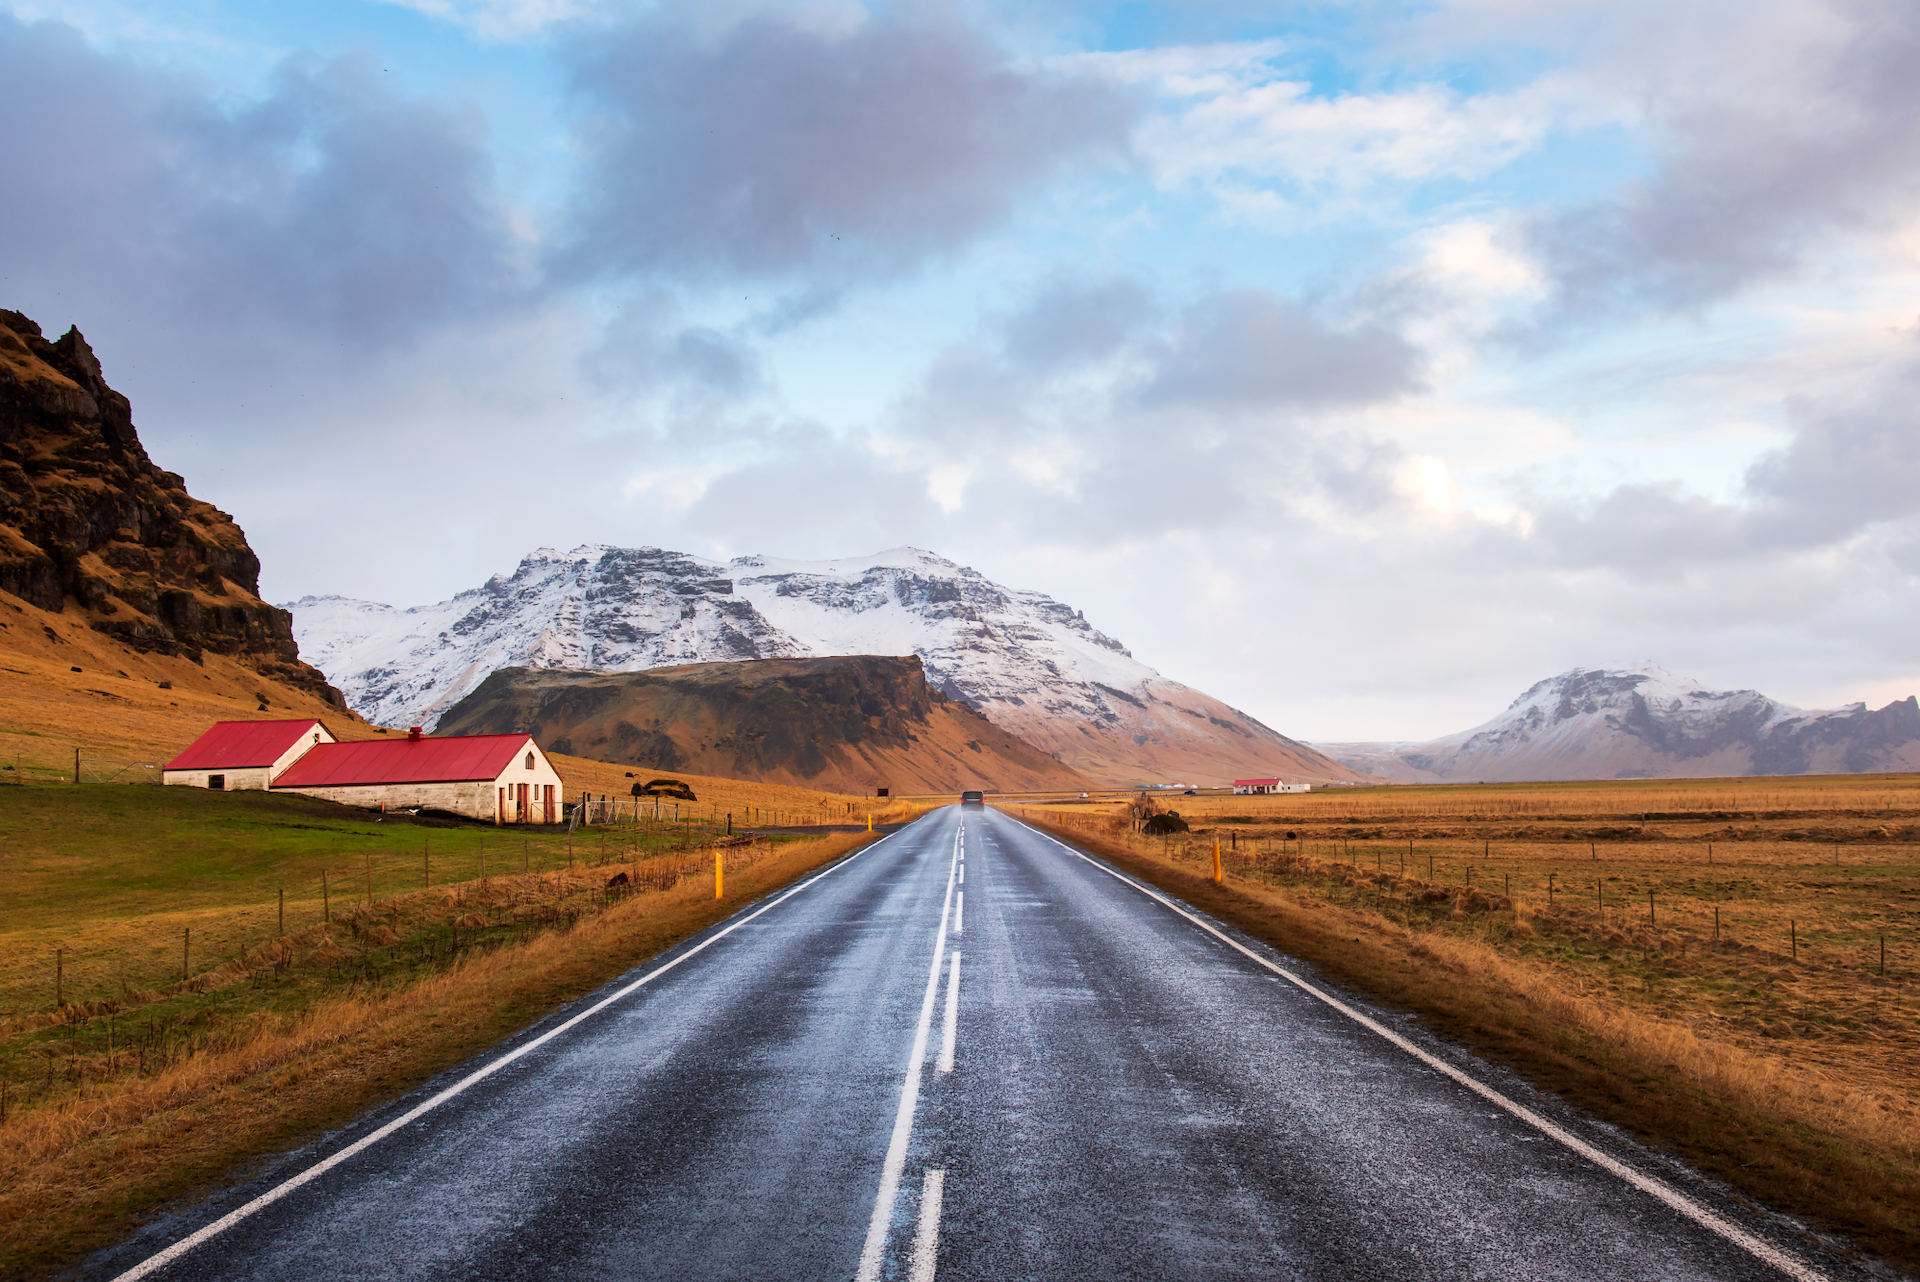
[97,806,1852,1281]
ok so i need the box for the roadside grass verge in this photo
[0,789,878,1279]
[1015,811,1920,1275]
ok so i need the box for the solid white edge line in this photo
[937,951,961,1073]
[855,825,960,1282]
[1013,817,1831,1282]
[111,824,918,1282]
[909,1168,946,1282]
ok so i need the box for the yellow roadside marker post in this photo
[715,851,724,899]
[1213,837,1223,885]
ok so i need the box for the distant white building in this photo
[1233,778,1311,795]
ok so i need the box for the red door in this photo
[542,784,555,824]
[517,783,529,821]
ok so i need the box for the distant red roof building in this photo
[1232,777,1309,795]
[272,734,536,788]
[165,720,335,771]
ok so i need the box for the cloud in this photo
[998,275,1155,370]
[855,278,1424,554]
[1747,352,1920,537]
[1066,39,1589,220]
[1514,0,1920,318]
[554,5,1139,283]
[0,15,526,351]
[1139,290,1423,410]
[1500,335,1920,572]
[581,295,768,401]
[376,0,592,41]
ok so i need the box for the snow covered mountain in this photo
[1315,663,1920,782]
[287,545,1358,788]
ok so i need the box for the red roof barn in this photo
[162,720,336,792]
[271,728,565,824]
[163,720,567,824]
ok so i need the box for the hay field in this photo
[1011,774,1920,1268]
[1017,777,1920,1104]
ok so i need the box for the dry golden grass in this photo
[1012,787,1920,1271]
[1131,772,1920,823]
[0,825,876,1278]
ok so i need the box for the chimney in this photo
[408,726,423,743]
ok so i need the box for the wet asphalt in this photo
[94,806,1864,1281]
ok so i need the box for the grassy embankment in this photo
[1011,774,1920,1274]
[0,784,882,1278]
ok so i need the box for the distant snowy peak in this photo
[286,545,1358,788]
[1485,663,1799,739]
[1315,663,1920,782]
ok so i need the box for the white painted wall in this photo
[162,766,273,791]
[161,720,334,791]
[273,737,567,823]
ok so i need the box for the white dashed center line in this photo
[938,951,961,1073]
[910,1168,946,1282]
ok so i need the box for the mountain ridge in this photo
[1315,663,1920,782]
[288,545,1359,788]
[435,654,1092,794]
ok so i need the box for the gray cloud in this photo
[556,5,1139,283]
[1496,338,1920,574]
[998,275,1155,369]
[1138,290,1423,410]
[1749,360,1920,537]
[582,297,768,401]
[0,16,524,352]
[864,277,1420,550]
[1522,0,1920,320]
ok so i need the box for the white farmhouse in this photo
[270,728,565,823]
[163,720,565,823]
[162,720,337,791]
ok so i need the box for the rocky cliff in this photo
[1316,663,1920,782]
[290,545,1360,788]
[0,308,340,704]
[435,654,1092,794]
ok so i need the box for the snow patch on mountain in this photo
[1316,662,1920,781]
[287,545,1358,787]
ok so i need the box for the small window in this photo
[525,751,535,770]
[208,775,225,791]
[312,733,320,744]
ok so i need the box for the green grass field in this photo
[0,784,744,1106]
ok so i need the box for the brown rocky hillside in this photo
[434,655,1092,795]
[0,308,338,706]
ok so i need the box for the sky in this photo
[4,0,1917,742]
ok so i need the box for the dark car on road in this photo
[961,790,984,805]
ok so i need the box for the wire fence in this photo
[77,756,161,786]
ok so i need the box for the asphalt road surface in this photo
[98,806,1861,1281]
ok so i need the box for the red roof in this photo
[1234,778,1282,786]
[165,720,331,771]
[272,734,539,788]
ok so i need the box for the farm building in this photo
[162,720,337,791]
[270,728,565,824]
[1232,778,1311,795]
